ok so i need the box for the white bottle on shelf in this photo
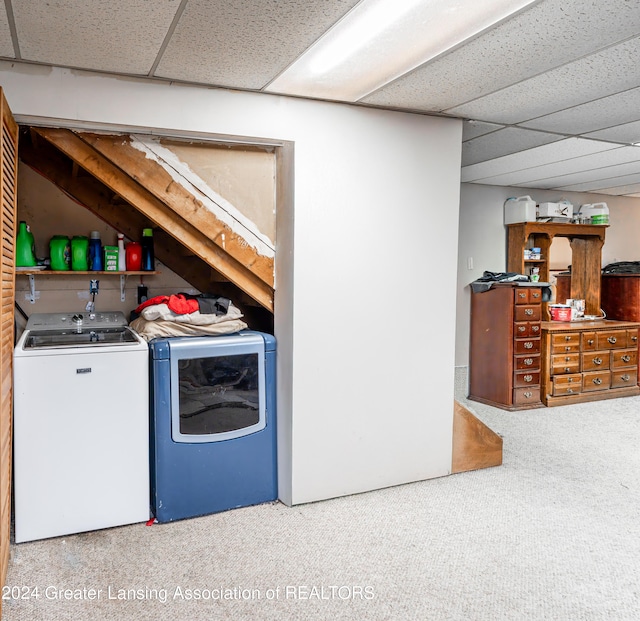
[117,233,126,271]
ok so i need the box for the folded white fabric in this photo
[130,316,248,341]
[140,301,244,325]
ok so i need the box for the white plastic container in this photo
[117,233,126,271]
[504,196,537,225]
[538,201,573,219]
[579,202,609,225]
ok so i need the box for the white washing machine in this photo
[13,311,150,543]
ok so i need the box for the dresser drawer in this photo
[514,321,541,338]
[627,329,639,348]
[514,288,542,305]
[514,355,540,371]
[514,338,540,355]
[582,370,611,392]
[514,305,541,321]
[513,387,540,405]
[581,350,611,372]
[611,369,638,388]
[551,332,580,353]
[581,332,597,351]
[596,329,627,350]
[552,374,582,396]
[514,370,540,387]
[551,353,580,375]
[611,348,638,369]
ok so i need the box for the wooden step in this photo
[452,400,503,474]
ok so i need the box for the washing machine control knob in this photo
[71,313,83,324]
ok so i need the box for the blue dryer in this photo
[149,331,277,523]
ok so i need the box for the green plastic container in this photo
[71,236,89,270]
[49,236,71,271]
[16,221,36,267]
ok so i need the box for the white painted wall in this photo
[456,183,640,367]
[0,63,463,505]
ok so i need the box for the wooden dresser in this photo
[469,283,544,410]
[541,319,640,406]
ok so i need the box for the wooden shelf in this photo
[507,222,607,318]
[16,269,160,303]
[16,270,159,275]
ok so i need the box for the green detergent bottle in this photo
[49,235,71,271]
[15,221,36,267]
[71,236,89,270]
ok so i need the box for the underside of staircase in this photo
[18,126,275,329]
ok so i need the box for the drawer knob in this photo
[608,336,617,344]
[588,339,594,345]
[568,377,574,383]
[593,357,603,365]
[564,367,571,373]
[524,358,533,366]
[524,374,533,383]
[565,346,571,351]
[518,292,526,298]
[525,309,533,316]
[632,336,638,343]
[524,342,533,349]
[622,355,631,363]
[532,325,539,332]
[622,374,631,382]
[565,356,571,361]
[518,325,526,332]
[593,377,603,385]
[566,388,574,394]
[532,292,540,298]
[565,335,571,342]
[523,391,533,399]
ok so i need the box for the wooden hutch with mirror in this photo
[469,222,640,409]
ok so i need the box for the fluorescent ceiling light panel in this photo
[266,0,537,101]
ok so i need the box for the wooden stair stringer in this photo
[30,127,274,311]
[77,131,274,286]
[452,400,503,474]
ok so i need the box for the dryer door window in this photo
[172,350,266,442]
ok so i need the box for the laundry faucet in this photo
[86,279,99,318]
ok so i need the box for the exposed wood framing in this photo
[451,400,503,474]
[30,128,274,311]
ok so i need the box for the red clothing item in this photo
[135,294,199,316]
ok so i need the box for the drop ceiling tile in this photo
[155,0,360,89]
[523,160,640,189]
[593,183,640,195]
[461,138,619,183]
[362,0,640,112]
[462,120,504,141]
[558,171,640,192]
[12,0,180,74]
[584,119,640,144]
[468,144,639,187]
[520,87,640,134]
[0,5,14,58]
[448,36,640,125]
[462,127,563,167]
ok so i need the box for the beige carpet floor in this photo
[3,367,640,620]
